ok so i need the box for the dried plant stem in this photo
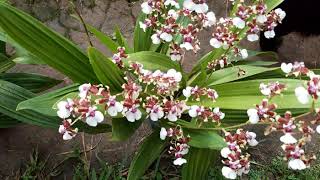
[71,2,93,47]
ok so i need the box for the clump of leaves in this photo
[20,149,48,180]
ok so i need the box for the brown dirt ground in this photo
[1,0,320,179]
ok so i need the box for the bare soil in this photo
[1,0,320,178]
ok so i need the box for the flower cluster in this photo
[259,81,286,97]
[111,47,127,68]
[188,105,224,123]
[130,62,182,95]
[57,84,111,140]
[208,1,285,70]
[122,81,143,122]
[247,98,277,124]
[182,86,218,101]
[160,126,190,166]
[272,111,316,170]
[140,0,216,60]
[281,62,320,105]
[281,62,310,77]
[220,129,258,179]
[245,62,320,171]
[57,64,224,141]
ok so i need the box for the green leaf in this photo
[0,59,14,73]
[0,30,45,65]
[87,24,119,53]
[0,53,7,62]
[0,3,98,83]
[0,80,60,128]
[0,113,21,128]
[111,117,144,141]
[266,0,284,11]
[127,130,167,180]
[75,121,112,134]
[0,73,62,93]
[182,148,219,180]
[192,79,316,111]
[114,26,132,53]
[0,40,5,55]
[233,60,277,66]
[88,47,125,92]
[17,84,79,116]
[184,129,226,150]
[206,65,277,86]
[133,14,153,52]
[124,51,181,71]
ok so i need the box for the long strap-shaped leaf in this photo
[0,59,14,73]
[0,73,62,93]
[88,47,125,92]
[17,84,79,116]
[0,113,21,128]
[0,2,98,83]
[127,130,167,180]
[0,80,60,128]
[182,148,219,180]
[124,51,181,72]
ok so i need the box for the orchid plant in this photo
[0,0,319,179]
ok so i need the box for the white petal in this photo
[275,8,286,20]
[183,87,192,98]
[170,54,181,61]
[173,158,187,166]
[57,109,71,119]
[240,49,248,59]
[288,159,306,170]
[86,117,98,127]
[150,112,159,121]
[260,85,271,96]
[194,4,208,13]
[167,113,178,122]
[168,9,179,19]
[180,42,194,50]
[210,38,222,48]
[160,32,173,42]
[94,111,104,123]
[160,127,168,140]
[141,2,152,14]
[281,63,293,74]
[115,102,124,112]
[135,109,142,120]
[126,111,136,122]
[232,17,245,29]
[248,139,259,146]
[151,34,161,44]
[183,0,195,10]
[57,101,68,110]
[59,125,65,134]
[257,15,267,24]
[220,112,225,119]
[316,125,320,134]
[108,106,118,117]
[188,106,198,118]
[139,22,147,32]
[247,132,257,139]
[295,86,309,104]
[247,109,259,124]
[63,132,73,140]
[220,147,231,158]
[247,34,259,42]
[222,166,237,179]
[264,30,275,39]
[280,133,297,144]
